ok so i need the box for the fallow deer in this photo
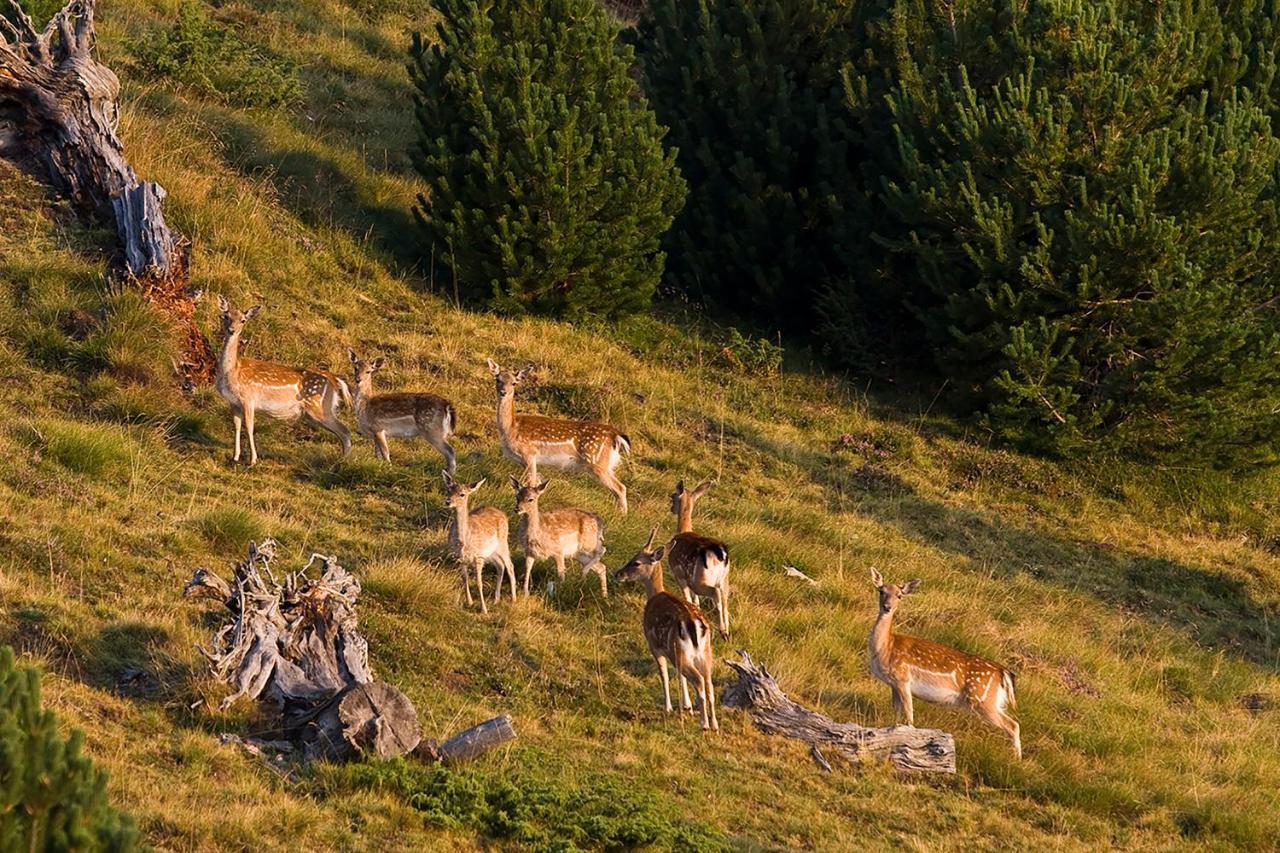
[347,349,457,473]
[510,478,608,598]
[443,472,517,614]
[868,569,1021,758]
[666,479,731,637]
[486,359,631,513]
[215,296,351,465]
[615,528,718,731]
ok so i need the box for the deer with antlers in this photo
[665,479,732,637]
[868,569,1021,758]
[347,349,457,473]
[215,297,351,465]
[443,473,517,614]
[510,478,608,598]
[486,359,631,513]
[615,529,719,731]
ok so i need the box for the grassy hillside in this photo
[2,0,1279,848]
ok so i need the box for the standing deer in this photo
[443,472,517,614]
[486,359,631,513]
[347,349,457,473]
[215,296,351,465]
[510,478,608,598]
[615,528,718,731]
[868,569,1021,758]
[666,479,731,637]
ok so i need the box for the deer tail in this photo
[445,402,457,437]
[335,377,353,410]
[704,543,728,565]
[615,432,632,456]
[1002,670,1017,710]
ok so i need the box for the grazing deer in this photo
[214,296,351,465]
[347,349,457,473]
[486,359,631,513]
[666,479,731,637]
[510,478,608,598]
[868,569,1021,758]
[615,528,718,731]
[443,472,517,614]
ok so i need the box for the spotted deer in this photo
[666,479,731,637]
[215,296,351,465]
[347,349,457,473]
[615,528,718,731]
[443,472,517,614]
[510,478,608,598]
[486,359,631,513]
[868,569,1021,758]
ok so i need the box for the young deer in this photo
[666,479,731,637]
[868,569,1021,758]
[615,528,719,731]
[510,478,608,598]
[443,472,517,614]
[486,359,631,513]
[347,349,457,473]
[215,296,351,465]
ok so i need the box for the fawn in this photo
[486,359,631,513]
[615,528,718,731]
[443,472,517,614]
[510,478,608,598]
[347,349,457,473]
[215,297,351,465]
[666,479,731,637]
[868,569,1021,758]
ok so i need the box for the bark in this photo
[184,541,421,762]
[0,0,215,385]
[722,650,956,774]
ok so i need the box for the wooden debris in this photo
[722,651,956,774]
[782,565,818,585]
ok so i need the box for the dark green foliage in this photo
[130,2,302,109]
[409,0,686,319]
[635,0,862,329]
[0,647,139,851]
[328,759,727,851]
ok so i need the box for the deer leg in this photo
[244,407,258,466]
[554,554,567,583]
[656,656,672,713]
[375,430,391,462]
[474,560,488,615]
[597,469,628,514]
[523,556,534,598]
[595,563,608,598]
[426,432,456,476]
[461,562,474,607]
[504,554,518,604]
[679,673,693,713]
[231,410,243,462]
[717,584,730,638]
[702,668,718,732]
[977,703,1023,759]
[682,586,694,604]
[309,408,351,457]
[891,684,915,726]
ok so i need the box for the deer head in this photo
[217,295,261,340]
[870,568,921,616]
[443,471,486,509]
[486,358,533,400]
[348,348,385,391]
[510,477,550,514]
[670,478,714,517]
[615,527,666,585]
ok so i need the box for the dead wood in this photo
[722,650,956,774]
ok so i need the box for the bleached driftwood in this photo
[722,651,956,774]
[184,541,419,762]
[415,714,518,765]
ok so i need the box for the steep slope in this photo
[0,1,1278,849]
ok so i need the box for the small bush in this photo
[194,507,265,552]
[19,420,135,478]
[717,327,783,376]
[324,759,728,851]
[131,2,302,109]
[0,647,140,850]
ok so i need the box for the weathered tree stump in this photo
[184,541,421,762]
[722,651,956,774]
[1,0,215,384]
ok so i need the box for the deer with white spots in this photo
[215,297,351,465]
[486,359,631,513]
[347,349,457,473]
[510,478,607,598]
[868,569,1022,758]
[443,473,517,614]
[665,479,731,637]
[615,528,718,731]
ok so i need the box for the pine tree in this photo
[0,647,139,851]
[409,0,685,319]
[866,0,1280,467]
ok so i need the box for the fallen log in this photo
[722,650,956,774]
[414,715,518,765]
[184,541,420,762]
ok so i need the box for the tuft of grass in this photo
[17,419,136,478]
[71,287,176,385]
[193,507,266,552]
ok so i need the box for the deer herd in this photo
[212,296,1023,755]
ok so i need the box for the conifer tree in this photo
[0,647,138,850]
[409,0,685,319]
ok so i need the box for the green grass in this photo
[0,1,1278,849]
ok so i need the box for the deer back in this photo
[451,506,509,561]
[890,633,1009,703]
[666,532,729,593]
[361,392,453,432]
[512,414,623,468]
[642,591,712,663]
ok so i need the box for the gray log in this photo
[437,714,517,764]
[722,651,956,774]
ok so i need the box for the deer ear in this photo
[509,476,522,491]
[244,305,262,321]
[675,479,685,494]
[370,357,385,371]
[536,479,550,493]
[486,358,501,376]
[442,470,455,488]
[471,477,486,492]
[870,567,884,588]
[347,348,359,365]
[693,479,714,498]
[515,365,534,382]
[902,579,922,595]
[650,545,666,562]
[217,295,230,313]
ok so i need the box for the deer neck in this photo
[524,501,543,542]
[218,327,243,382]
[644,564,666,599]
[676,503,694,534]
[353,375,375,407]
[869,607,896,666]
[452,501,470,544]
[496,392,516,439]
